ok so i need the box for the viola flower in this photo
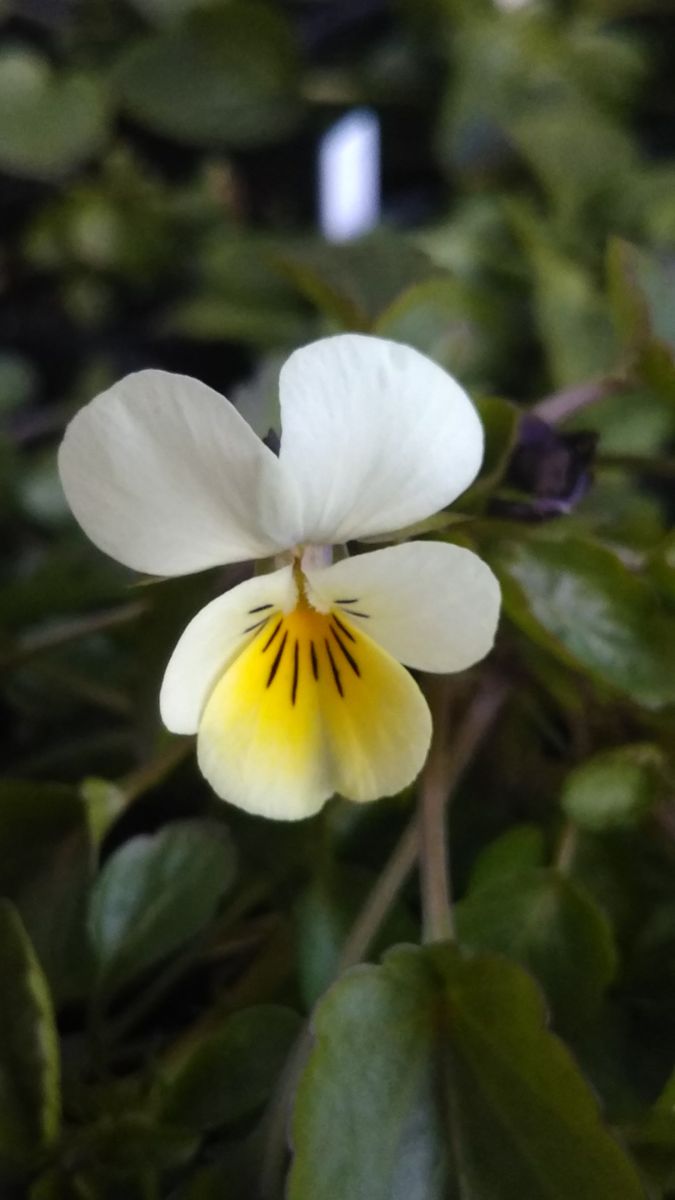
[58,334,500,820]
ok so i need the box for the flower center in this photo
[256,603,361,706]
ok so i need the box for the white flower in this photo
[58,333,500,820]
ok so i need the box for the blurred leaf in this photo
[126,0,207,22]
[0,901,60,1165]
[290,943,643,1199]
[295,865,416,1006]
[456,868,617,1029]
[88,819,236,993]
[0,49,108,180]
[79,778,126,847]
[462,395,521,506]
[375,277,501,380]
[0,352,38,413]
[561,744,666,832]
[277,235,443,330]
[512,100,636,227]
[495,535,675,708]
[608,238,675,403]
[69,1113,197,1175]
[468,824,547,892]
[514,213,617,388]
[114,3,301,147]
[0,781,94,1002]
[156,1006,301,1131]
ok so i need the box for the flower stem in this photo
[419,677,456,942]
[531,373,624,426]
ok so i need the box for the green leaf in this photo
[607,238,675,403]
[494,535,675,708]
[468,824,546,892]
[295,866,416,1006]
[290,944,643,1199]
[374,277,500,381]
[0,50,108,180]
[456,868,617,1029]
[0,901,60,1165]
[276,235,443,330]
[462,395,521,507]
[156,1006,301,1132]
[561,744,666,832]
[114,3,301,148]
[68,1113,198,1175]
[88,819,236,993]
[0,781,94,1002]
[514,213,617,388]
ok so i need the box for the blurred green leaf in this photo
[290,943,643,1199]
[0,49,108,180]
[295,865,416,1006]
[0,901,60,1165]
[608,238,675,403]
[514,214,617,388]
[456,868,618,1029]
[462,394,521,506]
[375,277,501,381]
[79,778,126,847]
[277,235,443,330]
[468,824,547,892]
[68,1113,197,1175]
[0,781,94,1002]
[88,820,236,993]
[114,2,301,147]
[495,535,675,708]
[156,1005,301,1132]
[561,744,666,832]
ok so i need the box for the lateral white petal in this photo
[58,369,298,576]
[305,541,501,673]
[279,334,483,544]
[160,566,297,735]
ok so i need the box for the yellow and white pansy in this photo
[58,333,500,820]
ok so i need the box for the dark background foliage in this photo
[2,0,675,1196]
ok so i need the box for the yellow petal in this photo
[197,606,431,820]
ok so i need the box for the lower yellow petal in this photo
[197,606,431,820]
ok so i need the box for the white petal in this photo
[58,369,298,576]
[197,604,431,819]
[278,334,483,544]
[305,541,501,673]
[160,566,297,735]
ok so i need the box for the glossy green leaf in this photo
[562,745,666,832]
[495,535,675,708]
[0,901,60,1164]
[0,50,108,180]
[157,1006,301,1131]
[290,944,643,1200]
[114,3,301,147]
[88,820,236,992]
[456,868,617,1028]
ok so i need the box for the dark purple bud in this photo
[489,414,597,521]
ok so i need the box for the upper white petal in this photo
[278,334,483,544]
[58,369,298,576]
[305,541,501,673]
[160,565,297,735]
